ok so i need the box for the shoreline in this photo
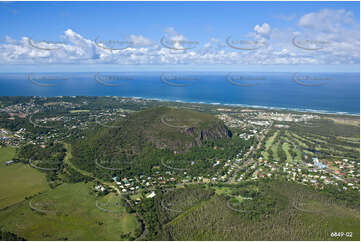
[123,95,361,117]
[2,95,360,117]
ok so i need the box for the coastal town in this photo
[0,1,359,240]
[0,96,359,202]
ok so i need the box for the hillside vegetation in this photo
[92,106,232,154]
[137,182,359,241]
[70,107,238,179]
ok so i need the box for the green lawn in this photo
[284,132,303,161]
[69,110,90,113]
[271,141,280,161]
[0,147,49,209]
[282,142,293,162]
[0,183,142,240]
[130,192,143,200]
[261,131,279,160]
[213,186,232,195]
[213,185,258,196]
[0,146,16,163]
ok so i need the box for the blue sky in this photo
[0,1,359,72]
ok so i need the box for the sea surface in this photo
[0,72,359,115]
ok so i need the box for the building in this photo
[313,158,328,169]
[5,160,14,165]
[146,191,156,198]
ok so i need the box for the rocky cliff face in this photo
[149,121,232,153]
[184,124,232,141]
[85,107,233,155]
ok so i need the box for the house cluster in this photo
[234,155,360,191]
[239,129,258,140]
[313,157,328,169]
[112,172,197,195]
[0,97,133,146]
[113,176,142,193]
[256,112,319,123]
[217,110,319,124]
[213,110,359,192]
[0,127,28,146]
[248,120,271,127]
[217,113,245,128]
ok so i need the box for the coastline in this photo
[2,94,359,117]
[122,95,361,117]
[0,72,359,117]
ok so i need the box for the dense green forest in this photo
[136,181,360,241]
[69,107,251,180]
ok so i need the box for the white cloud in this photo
[298,8,355,33]
[0,10,359,66]
[254,23,271,37]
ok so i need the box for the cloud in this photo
[0,10,359,66]
[254,23,271,37]
[294,9,359,64]
[298,8,355,33]
[128,35,156,47]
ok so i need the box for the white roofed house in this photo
[95,185,106,192]
[146,191,156,198]
[5,160,14,165]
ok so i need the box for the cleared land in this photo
[0,147,49,209]
[0,182,142,240]
[260,119,360,164]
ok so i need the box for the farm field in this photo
[0,146,16,162]
[0,147,49,209]
[0,182,142,240]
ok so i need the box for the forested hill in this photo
[69,107,233,177]
[82,106,231,153]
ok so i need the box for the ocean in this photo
[0,72,359,115]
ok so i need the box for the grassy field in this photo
[0,146,49,209]
[285,131,303,161]
[213,185,258,196]
[0,146,16,163]
[261,123,359,163]
[271,140,280,161]
[69,110,90,113]
[261,131,279,160]
[0,182,141,240]
[282,142,293,162]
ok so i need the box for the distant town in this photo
[1,96,359,200]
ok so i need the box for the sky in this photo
[0,1,359,72]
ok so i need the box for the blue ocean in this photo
[0,72,359,115]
